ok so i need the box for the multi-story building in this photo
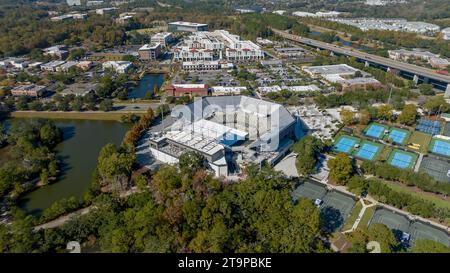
[43,45,69,59]
[173,30,264,62]
[41,60,66,72]
[66,0,81,6]
[56,61,78,72]
[168,21,209,32]
[138,43,162,60]
[96,8,118,15]
[102,61,132,74]
[151,32,173,47]
[147,96,298,177]
[442,27,450,40]
[164,84,209,98]
[388,49,449,68]
[182,61,234,71]
[11,84,46,97]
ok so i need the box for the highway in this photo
[271,28,450,88]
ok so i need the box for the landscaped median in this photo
[10,110,147,121]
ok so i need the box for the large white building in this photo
[388,49,450,68]
[147,96,299,177]
[151,32,173,47]
[102,61,132,73]
[442,27,450,40]
[173,30,264,62]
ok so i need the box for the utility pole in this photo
[387,86,393,105]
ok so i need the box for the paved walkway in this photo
[343,199,377,233]
[414,153,424,172]
[34,206,94,231]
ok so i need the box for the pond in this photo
[309,31,370,51]
[127,73,164,99]
[17,119,129,216]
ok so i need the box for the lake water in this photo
[17,119,128,215]
[127,73,164,99]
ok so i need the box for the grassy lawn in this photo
[342,201,363,231]
[408,131,432,153]
[11,111,146,121]
[358,206,375,228]
[376,145,392,162]
[382,180,450,211]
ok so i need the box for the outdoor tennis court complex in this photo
[429,137,450,157]
[364,123,411,145]
[419,155,450,183]
[333,134,417,169]
[369,208,450,247]
[333,135,382,161]
[387,149,418,170]
[292,181,356,232]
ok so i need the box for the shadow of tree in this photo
[320,206,344,233]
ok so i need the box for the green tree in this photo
[423,96,450,115]
[99,99,113,112]
[178,151,207,176]
[377,104,394,121]
[292,136,324,176]
[411,239,450,253]
[340,109,355,126]
[328,153,353,185]
[397,104,417,125]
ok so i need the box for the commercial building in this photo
[96,8,118,15]
[50,13,87,22]
[164,84,209,98]
[442,27,450,40]
[330,18,440,35]
[211,86,247,96]
[56,61,78,72]
[41,60,66,72]
[102,61,132,73]
[151,32,174,47]
[303,64,381,91]
[43,45,69,59]
[274,47,308,59]
[388,49,450,69]
[76,61,94,71]
[147,96,298,177]
[168,21,209,32]
[173,30,264,62]
[11,84,46,97]
[182,61,234,71]
[138,43,163,60]
[0,58,30,70]
[86,0,104,6]
[66,0,81,6]
[293,11,341,18]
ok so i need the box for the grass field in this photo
[342,201,363,231]
[382,181,450,225]
[11,111,146,121]
[377,145,392,162]
[382,180,450,211]
[409,131,432,153]
[359,206,375,228]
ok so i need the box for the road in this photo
[271,28,450,88]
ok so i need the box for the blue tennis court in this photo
[416,119,441,135]
[388,150,417,169]
[333,135,360,154]
[365,123,387,139]
[353,141,382,161]
[430,139,450,157]
[388,129,409,145]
